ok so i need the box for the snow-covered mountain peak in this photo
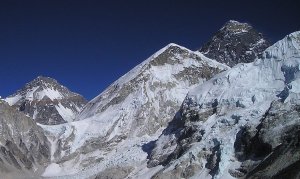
[41,43,229,177]
[5,76,87,125]
[6,76,73,104]
[163,43,189,50]
[222,20,252,33]
[147,31,300,178]
[79,44,228,120]
[28,76,60,88]
[147,43,193,63]
[191,32,300,106]
[261,31,300,61]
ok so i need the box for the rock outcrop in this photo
[199,20,270,67]
[0,100,51,178]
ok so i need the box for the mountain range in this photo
[1,20,299,179]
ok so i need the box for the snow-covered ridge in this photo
[78,43,228,120]
[4,76,87,125]
[261,31,300,61]
[147,31,300,178]
[6,76,65,105]
[91,43,203,95]
[190,31,300,109]
[41,42,229,178]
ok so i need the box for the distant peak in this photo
[33,76,57,83]
[25,76,61,89]
[221,20,252,33]
[226,20,243,25]
[35,75,54,80]
[164,43,190,51]
[166,43,181,48]
[151,43,191,59]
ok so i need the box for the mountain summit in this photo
[199,20,270,67]
[5,76,87,125]
[40,43,229,177]
[148,31,300,178]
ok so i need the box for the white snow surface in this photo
[40,31,300,178]
[5,94,22,105]
[147,31,300,178]
[5,86,64,104]
[40,43,228,178]
[42,163,63,177]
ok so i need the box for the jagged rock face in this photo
[0,100,51,177]
[41,43,228,177]
[5,76,87,125]
[147,31,300,178]
[199,20,270,67]
[234,101,300,179]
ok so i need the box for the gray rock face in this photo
[94,166,133,179]
[199,20,270,67]
[0,100,51,177]
[5,76,87,125]
[234,101,300,179]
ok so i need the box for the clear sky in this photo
[0,0,299,99]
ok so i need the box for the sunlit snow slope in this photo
[41,43,229,178]
[147,31,300,178]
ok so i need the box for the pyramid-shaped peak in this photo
[5,76,87,125]
[23,76,64,90]
[165,43,186,49]
[152,43,191,57]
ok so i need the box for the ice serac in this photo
[147,31,300,178]
[5,76,87,125]
[43,43,229,178]
[199,20,270,67]
[0,100,51,178]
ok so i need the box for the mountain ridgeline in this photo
[5,76,87,125]
[1,20,300,179]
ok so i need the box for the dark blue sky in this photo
[0,0,299,99]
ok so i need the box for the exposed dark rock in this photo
[199,20,270,67]
[233,101,300,178]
